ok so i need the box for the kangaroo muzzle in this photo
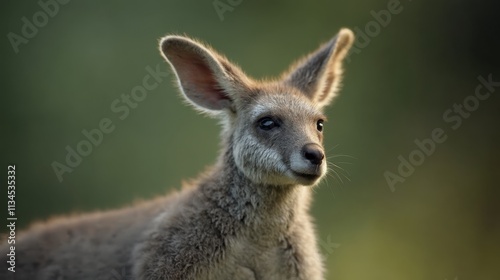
[302,143,325,166]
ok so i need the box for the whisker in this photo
[326,160,352,184]
[325,144,340,154]
[332,165,351,182]
[327,154,357,160]
[329,167,344,185]
[322,175,336,198]
[330,163,350,176]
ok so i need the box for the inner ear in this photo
[319,69,335,101]
[165,48,231,110]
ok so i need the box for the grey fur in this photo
[0,29,354,280]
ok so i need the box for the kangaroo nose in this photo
[302,144,324,165]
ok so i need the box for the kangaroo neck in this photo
[198,144,307,233]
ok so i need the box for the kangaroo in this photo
[0,28,354,280]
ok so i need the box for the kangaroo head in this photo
[159,29,354,186]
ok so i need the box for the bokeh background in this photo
[1,0,499,279]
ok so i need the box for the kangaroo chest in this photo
[211,231,303,280]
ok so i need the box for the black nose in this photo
[302,143,324,165]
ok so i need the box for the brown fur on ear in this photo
[282,28,354,108]
[159,35,254,115]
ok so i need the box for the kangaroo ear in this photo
[282,28,354,108]
[159,35,252,114]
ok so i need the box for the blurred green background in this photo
[1,0,499,279]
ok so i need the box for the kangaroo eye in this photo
[259,117,278,131]
[316,119,324,132]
